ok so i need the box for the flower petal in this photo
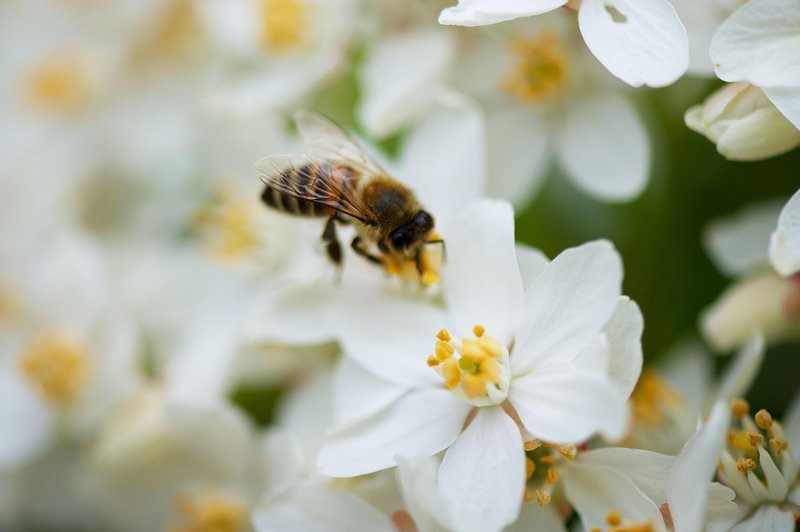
[485,109,551,210]
[710,0,800,87]
[331,288,446,387]
[444,199,523,345]
[556,95,649,202]
[358,29,455,138]
[730,505,795,532]
[332,358,409,430]
[438,407,525,532]
[716,332,764,402]
[505,503,566,532]
[253,480,392,532]
[769,188,800,277]
[578,0,689,87]
[438,0,567,27]
[398,92,485,224]
[317,387,471,477]
[395,455,452,532]
[510,362,627,443]
[513,240,623,374]
[516,244,550,290]
[784,389,800,464]
[564,462,665,531]
[603,297,644,400]
[763,86,800,131]
[668,400,731,532]
[704,200,782,277]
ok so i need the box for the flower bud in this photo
[685,83,800,161]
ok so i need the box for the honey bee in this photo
[254,111,443,280]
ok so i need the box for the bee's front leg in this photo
[351,237,383,266]
[321,216,342,266]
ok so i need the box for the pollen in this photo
[428,327,511,406]
[473,324,485,337]
[545,468,560,484]
[731,398,749,418]
[20,332,89,405]
[606,511,623,527]
[191,185,261,262]
[535,489,551,506]
[24,53,90,113]
[525,457,536,479]
[736,457,756,474]
[426,356,440,367]
[170,492,246,532]
[629,369,683,426]
[754,409,773,430]
[524,439,542,452]
[502,32,569,104]
[259,0,310,52]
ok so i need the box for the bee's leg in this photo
[415,247,424,277]
[426,239,447,262]
[321,216,342,266]
[350,237,383,266]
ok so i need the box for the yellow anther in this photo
[459,356,479,374]
[477,336,503,358]
[606,510,623,526]
[421,271,439,286]
[770,438,788,456]
[170,492,246,532]
[191,186,261,262]
[479,358,502,383]
[736,457,756,474]
[732,431,754,452]
[435,340,454,361]
[731,398,749,418]
[442,358,460,389]
[461,339,489,362]
[24,53,90,113]
[258,0,309,52]
[502,33,569,104]
[20,332,88,405]
[546,468,560,485]
[747,431,764,447]
[437,329,451,342]
[525,457,536,479]
[524,439,542,452]
[629,369,683,426]
[539,455,556,465]
[427,356,440,367]
[535,490,551,506]
[473,324,485,337]
[461,373,487,399]
[558,444,577,460]
[523,488,535,503]
[755,409,773,430]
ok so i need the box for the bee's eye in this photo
[415,211,433,231]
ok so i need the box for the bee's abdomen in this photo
[261,164,333,218]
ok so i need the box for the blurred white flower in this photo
[669,0,738,77]
[770,189,800,278]
[317,199,640,532]
[701,197,800,351]
[685,83,800,161]
[438,0,689,88]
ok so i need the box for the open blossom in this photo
[438,0,689,88]
[316,199,641,531]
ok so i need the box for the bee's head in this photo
[389,210,434,253]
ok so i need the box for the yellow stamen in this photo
[473,324,485,337]
[170,493,246,532]
[523,487,535,503]
[461,373,486,399]
[539,455,556,465]
[461,338,490,362]
[477,336,503,358]
[732,431,754,452]
[736,457,756,474]
[502,32,569,104]
[606,511,623,527]
[755,409,773,430]
[435,340,454,361]
[24,53,90,113]
[536,490,551,506]
[442,358,461,389]
[545,468,560,484]
[258,0,310,52]
[731,398,749,418]
[747,431,764,447]
[770,438,787,456]
[629,369,684,426]
[427,356,440,367]
[524,439,542,452]
[20,332,88,405]
[191,186,261,262]
[437,329,451,342]
[558,444,577,460]
[421,271,439,286]
[525,457,536,479]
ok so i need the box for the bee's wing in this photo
[254,153,371,223]
[294,110,387,178]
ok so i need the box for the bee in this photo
[254,111,443,281]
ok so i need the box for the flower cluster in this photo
[0,1,798,532]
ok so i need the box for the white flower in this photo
[685,83,800,161]
[670,0,739,76]
[438,0,689,88]
[701,197,800,350]
[316,199,639,532]
[770,189,800,278]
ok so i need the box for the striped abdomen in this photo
[260,164,335,218]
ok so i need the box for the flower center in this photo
[501,33,569,104]
[587,510,656,532]
[427,326,510,406]
[522,439,576,506]
[191,185,263,262]
[19,332,89,405]
[629,370,684,426]
[169,492,247,532]
[259,0,311,52]
[132,0,204,66]
[23,53,91,113]
[718,399,796,506]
